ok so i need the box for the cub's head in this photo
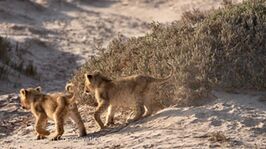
[19,86,42,110]
[84,71,111,93]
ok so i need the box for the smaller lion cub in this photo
[19,84,86,140]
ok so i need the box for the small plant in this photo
[0,66,7,79]
[208,131,229,143]
[24,63,37,76]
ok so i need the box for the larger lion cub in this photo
[19,84,86,140]
[84,63,174,130]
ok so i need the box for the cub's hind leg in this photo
[126,101,145,123]
[69,104,87,137]
[35,114,50,140]
[144,101,164,118]
[51,97,66,141]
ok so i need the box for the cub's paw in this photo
[104,120,115,127]
[99,125,107,131]
[36,134,46,140]
[126,119,134,124]
[78,131,87,137]
[51,135,62,141]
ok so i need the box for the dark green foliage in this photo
[71,0,266,106]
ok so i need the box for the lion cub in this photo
[19,84,86,140]
[84,63,174,130]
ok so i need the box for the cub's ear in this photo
[20,89,27,95]
[35,86,42,92]
[85,73,92,80]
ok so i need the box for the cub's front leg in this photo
[104,105,116,127]
[94,100,109,130]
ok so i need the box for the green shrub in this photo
[71,0,266,106]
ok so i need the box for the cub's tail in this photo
[65,83,74,93]
[153,62,175,83]
[65,83,76,104]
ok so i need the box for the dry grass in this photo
[0,37,38,79]
[0,37,10,79]
[71,0,266,106]
[208,131,229,143]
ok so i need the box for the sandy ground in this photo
[1,0,265,149]
[1,91,265,148]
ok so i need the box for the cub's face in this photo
[84,73,96,93]
[84,72,110,93]
[19,87,42,110]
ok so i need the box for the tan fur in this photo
[19,85,86,140]
[84,63,174,129]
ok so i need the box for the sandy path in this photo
[1,91,265,148]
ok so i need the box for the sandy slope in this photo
[0,0,148,92]
[1,0,265,149]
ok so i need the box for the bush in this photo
[71,0,266,106]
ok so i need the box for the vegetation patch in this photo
[71,0,266,106]
[0,37,38,80]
